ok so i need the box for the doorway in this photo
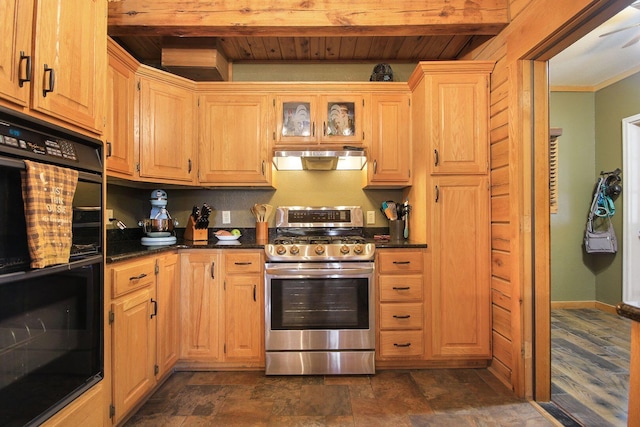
[623,114,640,304]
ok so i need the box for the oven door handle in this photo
[265,267,373,276]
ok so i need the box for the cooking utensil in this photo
[403,199,410,239]
[257,204,267,222]
[263,204,274,222]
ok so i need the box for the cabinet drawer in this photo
[379,331,423,358]
[225,252,262,274]
[379,303,423,330]
[379,275,423,301]
[110,258,156,298]
[377,251,423,274]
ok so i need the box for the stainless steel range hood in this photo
[272,148,368,171]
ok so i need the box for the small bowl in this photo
[215,234,241,241]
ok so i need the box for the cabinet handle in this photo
[393,342,412,348]
[393,314,411,319]
[106,141,112,158]
[392,261,411,265]
[323,121,326,136]
[312,122,315,137]
[129,273,147,281]
[373,160,377,174]
[18,51,31,87]
[253,284,256,302]
[42,64,55,97]
[188,159,192,173]
[261,160,265,176]
[434,149,439,166]
[392,286,411,291]
[435,185,440,203]
[150,299,158,319]
[210,262,215,279]
[234,261,252,265]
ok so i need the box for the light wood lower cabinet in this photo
[376,249,425,361]
[107,252,180,425]
[179,250,264,368]
[427,176,491,359]
[41,382,105,427]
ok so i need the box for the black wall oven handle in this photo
[0,156,102,183]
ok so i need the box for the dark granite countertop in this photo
[616,302,640,322]
[106,228,428,264]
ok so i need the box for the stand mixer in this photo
[139,189,178,246]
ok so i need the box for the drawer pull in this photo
[234,261,253,265]
[393,342,412,348]
[392,286,411,291]
[392,261,411,265]
[393,314,411,319]
[150,299,157,319]
[129,273,147,281]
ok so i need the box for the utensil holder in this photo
[184,215,208,241]
[256,221,268,244]
[389,220,405,241]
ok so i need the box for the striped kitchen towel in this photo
[21,160,78,268]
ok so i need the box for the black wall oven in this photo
[0,107,103,426]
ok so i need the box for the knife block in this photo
[184,215,208,241]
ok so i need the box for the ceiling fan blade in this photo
[599,22,640,37]
[622,33,640,47]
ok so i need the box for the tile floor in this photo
[124,368,557,426]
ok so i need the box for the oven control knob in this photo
[314,245,325,255]
[353,244,364,255]
[290,245,300,255]
[276,245,287,255]
[340,245,350,255]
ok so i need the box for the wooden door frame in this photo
[523,0,632,402]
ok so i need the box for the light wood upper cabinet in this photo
[105,40,137,178]
[1,0,106,134]
[198,93,271,186]
[428,72,489,174]
[365,93,411,188]
[426,175,491,359]
[138,70,196,183]
[409,61,493,176]
[0,0,34,108]
[32,0,106,133]
[274,93,366,145]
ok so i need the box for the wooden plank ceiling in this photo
[108,0,508,80]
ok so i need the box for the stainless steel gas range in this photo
[264,206,375,375]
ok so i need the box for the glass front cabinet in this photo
[274,94,367,145]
